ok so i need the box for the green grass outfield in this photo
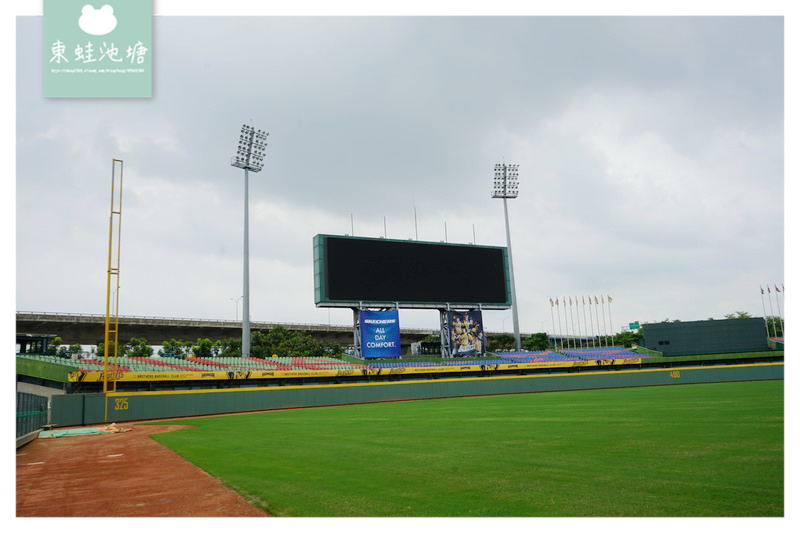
[149,380,783,517]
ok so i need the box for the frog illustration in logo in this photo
[78,4,118,36]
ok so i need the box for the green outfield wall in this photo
[641,318,768,355]
[50,362,783,427]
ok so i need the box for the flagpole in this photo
[593,296,601,348]
[607,295,614,347]
[556,298,563,351]
[549,298,556,349]
[759,286,770,337]
[588,295,594,347]
[563,297,571,349]
[573,299,579,349]
[780,284,785,334]
[568,297,575,349]
[600,296,608,347]
[581,296,588,348]
[766,285,777,338]
[569,297,577,349]
[774,285,783,337]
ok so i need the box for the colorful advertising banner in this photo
[448,310,485,356]
[360,309,402,358]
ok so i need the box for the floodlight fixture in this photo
[231,123,269,172]
[492,163,519,198]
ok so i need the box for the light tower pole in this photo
[492,163,521,351]
[230,295,243,321]
[231,124,268,357]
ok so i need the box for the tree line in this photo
[484,330,643,352]
[83,326,344,359]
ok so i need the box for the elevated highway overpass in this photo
[16,311,443,348]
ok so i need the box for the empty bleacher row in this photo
[17,348,647,375]
[560,348,644,360]
[495,351,582,363]
[16,353,373,373]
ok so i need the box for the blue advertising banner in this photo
[360,310,402,358]
[448,311,485,356]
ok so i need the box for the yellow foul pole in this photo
[103,159,124,420]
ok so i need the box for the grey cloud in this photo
[17,16,784,330]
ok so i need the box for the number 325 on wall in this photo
[114,397,129,410]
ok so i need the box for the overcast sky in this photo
[13,7,788,336]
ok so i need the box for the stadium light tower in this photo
[492,163,521,351]
[231,124,269,357]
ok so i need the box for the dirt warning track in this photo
[16,423,270,517]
